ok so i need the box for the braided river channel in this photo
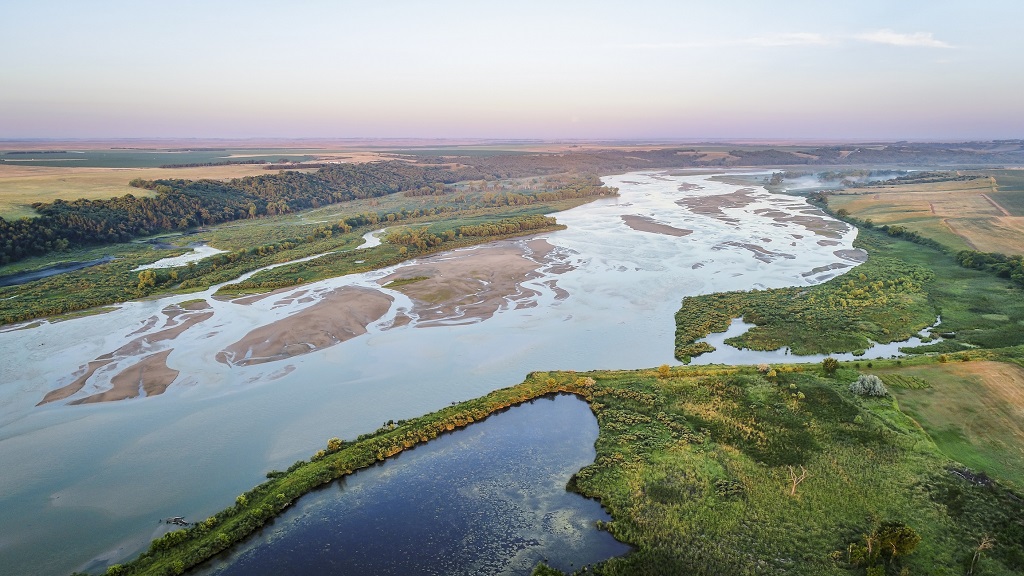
[0,171,867,575]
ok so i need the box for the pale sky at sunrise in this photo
[2,0,1023,140]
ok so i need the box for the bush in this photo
[850,374,888,397]
[822,357,840,375]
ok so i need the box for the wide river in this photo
[0,171,864,575]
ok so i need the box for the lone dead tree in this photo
[788,465,810,496]
[967,534,995,576]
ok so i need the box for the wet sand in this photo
[70,351,178,404]
[620,215,693,237]
[39,304,214,405]
[217,287,393,366]
[379,238,567,327]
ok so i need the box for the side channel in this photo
[193,394,629,575]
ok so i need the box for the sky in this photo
[2,0,1023,140]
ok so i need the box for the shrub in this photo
[850,374,888,397]
[822,357,840,375]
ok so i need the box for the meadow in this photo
[871,359,1024,489]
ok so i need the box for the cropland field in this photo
[876,360,1024,489]
[828,172,1024,254]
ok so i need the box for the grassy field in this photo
[874,360,1024,489]
[986,169,1024,215]
[827,173,1024,254]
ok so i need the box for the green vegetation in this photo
[383,276,428,288]
[111,363,1024,575]
[560,363,1023,575]
[675,227,1024,362]
[868,358,1024,489]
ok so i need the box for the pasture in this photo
[876,360,1024,489]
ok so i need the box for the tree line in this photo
[0,161,481,265]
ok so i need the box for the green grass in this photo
[989,169,1024,216]
[562,364,1024,576]
[383,276,429,288]
[873,360,1024,490]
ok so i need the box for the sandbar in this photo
[217,286,393,366]
[620,215,693,237]
[70,350,178,404]
[379,238,566,327]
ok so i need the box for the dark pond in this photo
[0,256,114,287]
[193,395,629,576]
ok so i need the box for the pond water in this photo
[194,395,628,576]
[691,317,942,365]
[0,256,115,287]
[0,170,868,575]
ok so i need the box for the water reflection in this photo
[195,395,628,576]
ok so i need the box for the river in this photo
[0,170,864,575]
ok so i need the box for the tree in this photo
[788,465,809,496]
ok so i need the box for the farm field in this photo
[827,171,1024,254]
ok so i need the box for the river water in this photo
[0,171,865,575]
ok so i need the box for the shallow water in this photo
[0,171,865,575]
[132,244,227,271]
[194,395,628,576]
[691,317,941,365]
[0,256,115,287]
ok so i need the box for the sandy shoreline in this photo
[70,350,179,404]
[217,287,393,366]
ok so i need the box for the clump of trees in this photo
[849,374,888,397]
[847,522,921,575]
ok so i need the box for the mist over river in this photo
[0,171,864,575]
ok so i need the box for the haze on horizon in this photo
[3,0,1022,141]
